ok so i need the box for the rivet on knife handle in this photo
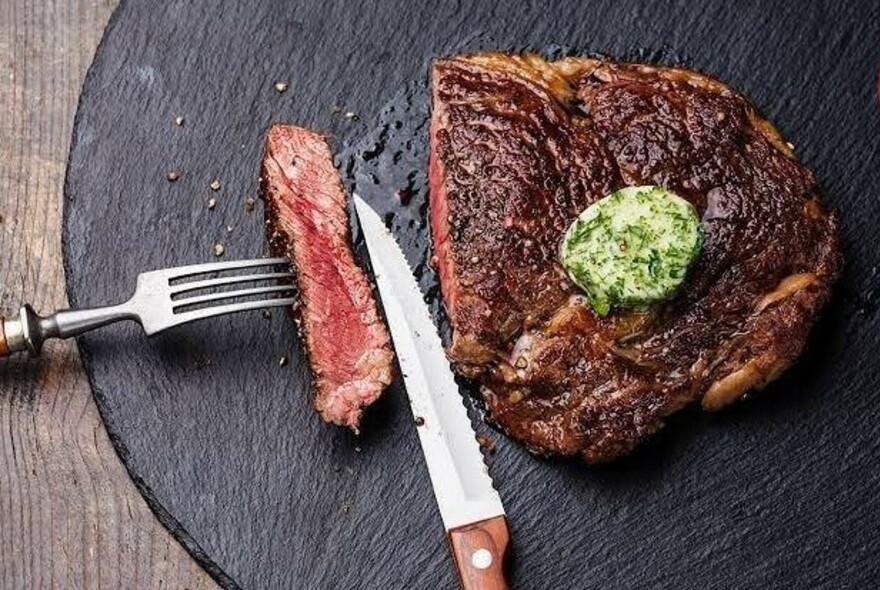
[448,516,511,590]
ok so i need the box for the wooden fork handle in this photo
[448,516,511,590]
[0,319,8,356]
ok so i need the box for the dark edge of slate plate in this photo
[60,1,240,587]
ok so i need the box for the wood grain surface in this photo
[0,1,215,588]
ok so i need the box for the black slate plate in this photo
[63,1,880,588]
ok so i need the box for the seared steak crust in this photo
[429,53,841,462]
[262,124,394,429]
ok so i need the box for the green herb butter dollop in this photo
[560,185,703,316]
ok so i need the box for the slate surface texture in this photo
[63,1,880,588]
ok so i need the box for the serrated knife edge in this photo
[353,194,504,531]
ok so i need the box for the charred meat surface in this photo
[429,53,841,462]
[262,124,394,429]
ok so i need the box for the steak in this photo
[429,53,841,462]
[262,124,394,429]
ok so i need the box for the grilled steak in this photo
[429,53,841,462]
[262,124,394,429]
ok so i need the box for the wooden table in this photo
[0,1,216,587]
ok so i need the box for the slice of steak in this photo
[430,53,841,462]
[262,124,394,429]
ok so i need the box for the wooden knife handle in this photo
[448,516,510,590]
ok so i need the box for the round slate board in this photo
[63,1,880,588]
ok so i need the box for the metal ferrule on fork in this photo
[1,303,136,356]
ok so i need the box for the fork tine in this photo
[172,285,295,311]
[171,297,296,327]
[171,272,294,296]
[161,257,290,281]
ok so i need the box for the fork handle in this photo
[0,319,8,356]
[1,304,135,357]
[0,306,40,356]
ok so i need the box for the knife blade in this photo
[354,194,510,590]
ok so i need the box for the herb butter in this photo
[560,186,703,316]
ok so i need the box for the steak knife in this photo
[354,195,510,590]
